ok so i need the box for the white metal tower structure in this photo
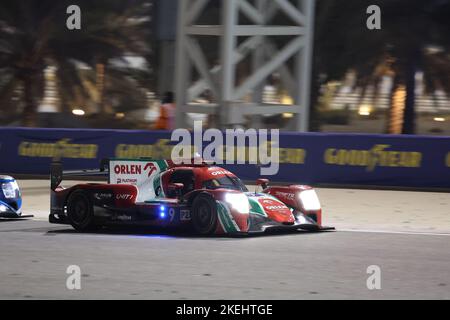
[175,0,315,131]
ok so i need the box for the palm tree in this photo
[311,0,450,134]
[0,0,154,127]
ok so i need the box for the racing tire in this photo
[191,194,218,235]
[66,190,97,232]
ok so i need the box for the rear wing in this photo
[50,160,109,191]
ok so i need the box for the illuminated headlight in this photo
[0,204,9,212]
[299,190,321,211]
[2,181,19,199]
[225,193,250,214]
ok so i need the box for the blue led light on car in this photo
[160,206,166,219]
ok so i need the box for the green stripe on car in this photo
[248,198,267,217]
[217,201,239,233]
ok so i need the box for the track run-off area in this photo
[0,180,449,299]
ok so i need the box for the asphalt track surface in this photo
[0,181,449,300]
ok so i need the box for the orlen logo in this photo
[144,163,158,177]
[266,205,286,210]
[114,163,158,177]
[211,170,229,176]
[115,164,142,175]
[260,199,286,210]
[258,198,292,220]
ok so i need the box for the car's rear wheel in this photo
[191,194,218,235]
[67,190,97,232]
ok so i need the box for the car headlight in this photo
[0,204,9,212]
[2,181,19,199]
[225,193,250,214]
[299,190,321,211]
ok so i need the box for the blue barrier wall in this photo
[1,127,449,188]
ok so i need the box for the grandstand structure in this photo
[173,0,316,130]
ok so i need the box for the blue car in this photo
[0,176,24,218]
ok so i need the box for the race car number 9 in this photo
[169,208,176,222]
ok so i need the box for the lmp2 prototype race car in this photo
[49,159,334,235]
[0,176,32,219]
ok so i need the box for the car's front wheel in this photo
[191,194,218,235]
[66,190,97,232]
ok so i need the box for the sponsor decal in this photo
[116,194,134,201]
[324,144,422,172]
[116,138,305,168]
[258,198,290,215]
[274,191,295,201]
[211,170,230,176]
[114,163,158,177]
[18,139,98,160]
[266,205,286,210]
[115,215,132,221]
[144,163,158,177]
[115,139,174,159]
[93,193,113,200]
[246,193,265,198]
[110,160,169,203]
[117,178,138,184]
[114,164,142,175]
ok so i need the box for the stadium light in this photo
[72,109,86,116]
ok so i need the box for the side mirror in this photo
[50,162,63,191]
[256,179,269,190]
[168,183,184,199]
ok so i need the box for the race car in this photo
[0,176,32,219]
[49,159,334,235]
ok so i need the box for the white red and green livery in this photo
[49,159,334,235]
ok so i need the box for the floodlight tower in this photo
[175,0,315,131]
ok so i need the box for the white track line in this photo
[339,229,450,237]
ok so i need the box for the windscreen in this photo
[203,175,249,192]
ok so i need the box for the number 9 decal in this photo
[169,208,176,222]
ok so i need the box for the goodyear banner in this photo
[0,127,449,188]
